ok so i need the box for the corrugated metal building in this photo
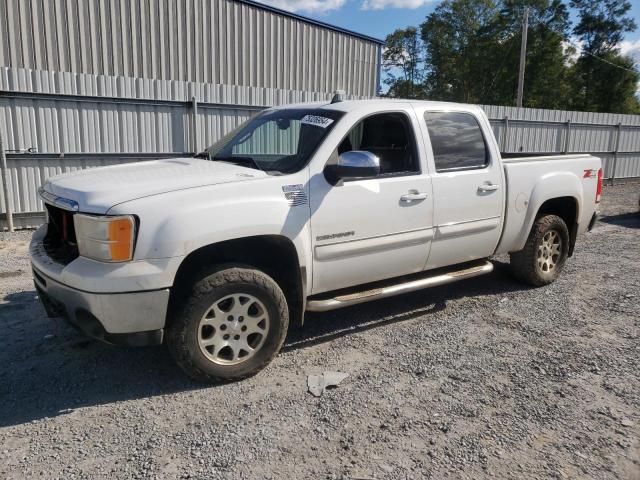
[0,0,383,229]
[0,0,383,96]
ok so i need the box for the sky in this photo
[254,0,640,66]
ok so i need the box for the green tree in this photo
[569,53,640,113]
[485,0,573,108]
[383,0,638,113]
[383,78,429,99]
[382,27,427,98]
[571,0,636,54]
[417,0,572,108]
[569,0,639,113]
[419,0,500,103]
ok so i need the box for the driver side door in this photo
[309,106,434,295]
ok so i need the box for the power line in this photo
[581,49,639,73]
[564,39,639,73]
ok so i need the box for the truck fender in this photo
[513,172,582,252]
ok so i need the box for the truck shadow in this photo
[284,259,525,352]
[599,212,639,229]
[0,260,526,427]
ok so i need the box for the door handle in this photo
[478,183,500,192]
[400,192,428,202]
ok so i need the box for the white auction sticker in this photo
[301,115,334,128]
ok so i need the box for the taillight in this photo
[596,168,603,203]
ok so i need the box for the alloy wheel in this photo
[197,293,270,365]
[537,230,562,273]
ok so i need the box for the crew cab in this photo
[30,98,602,382]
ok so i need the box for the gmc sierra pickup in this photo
[31,98,601,382]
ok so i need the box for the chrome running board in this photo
[306,260,494,312]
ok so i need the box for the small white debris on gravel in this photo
[1,183,639,479]
[307,371,349,397]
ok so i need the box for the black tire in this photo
[509,214,570,287]
[166,266,289,383]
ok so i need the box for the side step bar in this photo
[306,260,494,312]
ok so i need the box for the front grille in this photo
[43,203,79,265]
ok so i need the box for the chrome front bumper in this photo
[32,266,169,346]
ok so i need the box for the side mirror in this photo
[325,151,380,185]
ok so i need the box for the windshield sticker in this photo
[301,115,334,129]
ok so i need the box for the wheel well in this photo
[169,235,304,325]
[537,196,579,256]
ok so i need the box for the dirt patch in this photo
[0,271,23,279]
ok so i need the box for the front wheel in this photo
[509,214,569,286]
[167,266,289,383]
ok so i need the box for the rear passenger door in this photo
[419,110,505,269]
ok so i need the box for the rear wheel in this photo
[509,214,569,286]
[167,266,289,383]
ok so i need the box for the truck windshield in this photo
[198,108,344,174]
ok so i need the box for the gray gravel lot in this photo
[1,182,639,480]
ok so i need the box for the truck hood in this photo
[42,158,268,214]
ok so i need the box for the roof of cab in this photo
[269,98,483,114]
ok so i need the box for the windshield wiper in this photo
[213,155,263,171]
[193,151,211,159]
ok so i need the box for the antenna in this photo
[331,90,346,104]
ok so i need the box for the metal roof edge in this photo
[232,0,385,45]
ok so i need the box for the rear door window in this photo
[424,112,488,172]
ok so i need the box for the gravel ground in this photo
[1,182,639,480]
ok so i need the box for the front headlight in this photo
[73,214,136,262]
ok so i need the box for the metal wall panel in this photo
[616,153,640,178]
[1,96,192,154]
[505,121,565,153]
[481,104,640,127]
[619,127,640,152]
[482,105,640,182]
[0,0,382,97]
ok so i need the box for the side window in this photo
[337,112,419,176]
[424,112,488,172]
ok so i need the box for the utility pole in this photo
[516,7,529,108]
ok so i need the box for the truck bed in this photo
[501,153,594,163]
[495,154,600,255]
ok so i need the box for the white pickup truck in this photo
[31,98,601,382]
